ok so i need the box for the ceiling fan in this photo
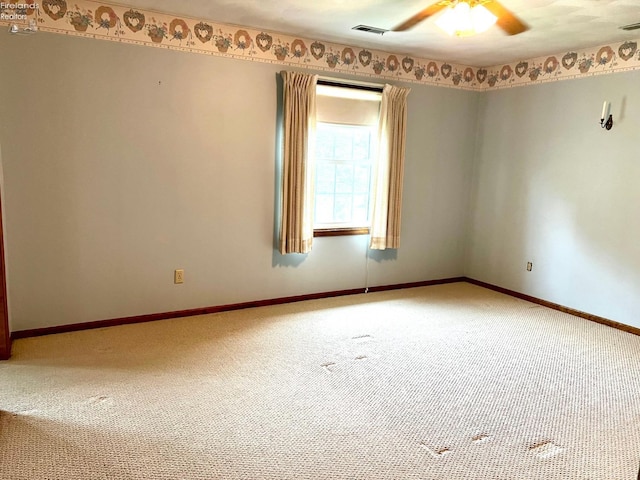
[393,0,529,36]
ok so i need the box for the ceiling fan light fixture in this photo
[436,1,497,37]
[471,4,498,33]
[436,2,471,36]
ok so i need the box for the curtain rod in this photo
[317,79,383,93]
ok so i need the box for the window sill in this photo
[314,227,370,237]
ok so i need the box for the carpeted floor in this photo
[1,282,639,479]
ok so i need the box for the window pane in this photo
[353,130,372,161]
[316,164,335,194]
[315,194,334,224]
[353,194,369,223]
[335,164,354,194]
[316,127,334,160]
[314,122,376,228]
[334,194,352,222]
[333,132,353,161]
[354,165,371,194]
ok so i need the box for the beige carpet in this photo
[1,282,639,479]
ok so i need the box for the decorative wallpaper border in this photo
[482,41,640,89]
[1,0,640,91]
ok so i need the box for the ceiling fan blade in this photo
[392,2,448,31]
[483,0,529,35]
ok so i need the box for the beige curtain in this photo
[279,71,318,254]
[370,84,410,250]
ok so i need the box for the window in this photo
[314,123,375,228]
[278,71,409,254]
[314,83,381,236]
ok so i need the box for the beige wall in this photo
[0,32,478,331]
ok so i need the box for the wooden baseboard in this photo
[10,288,363,340]
[465,277,640,337]
[367,277,466,293]
[10,277,463,340]
[11,276,638,341]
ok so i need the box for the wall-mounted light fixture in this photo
[600,101,613,130]
[8,20,38,35]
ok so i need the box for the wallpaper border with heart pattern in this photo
[1,0,639,91]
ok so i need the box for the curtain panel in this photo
[370,84,410,250]
[279,71,318,254]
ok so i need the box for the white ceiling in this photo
[114,0,640,66]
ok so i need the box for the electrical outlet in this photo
[526,262,533,272]
[174,269,184,284]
